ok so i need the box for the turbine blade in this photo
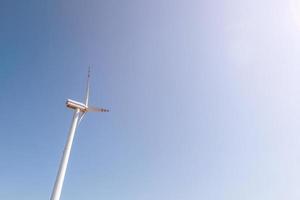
[78,112,86,124]
[87,106,109,112]
[84,66,90,106]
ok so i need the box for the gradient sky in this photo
[1,0,300,199]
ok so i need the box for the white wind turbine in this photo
[50,67,109,200]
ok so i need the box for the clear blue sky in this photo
[1,0,300,199]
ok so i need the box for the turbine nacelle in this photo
[66,99,87,112]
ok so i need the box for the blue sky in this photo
[2,0,300,199]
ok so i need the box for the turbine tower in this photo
[50,67,109,200]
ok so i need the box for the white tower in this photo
[50,68,109,200]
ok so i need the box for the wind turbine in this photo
[50,67,109,200]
